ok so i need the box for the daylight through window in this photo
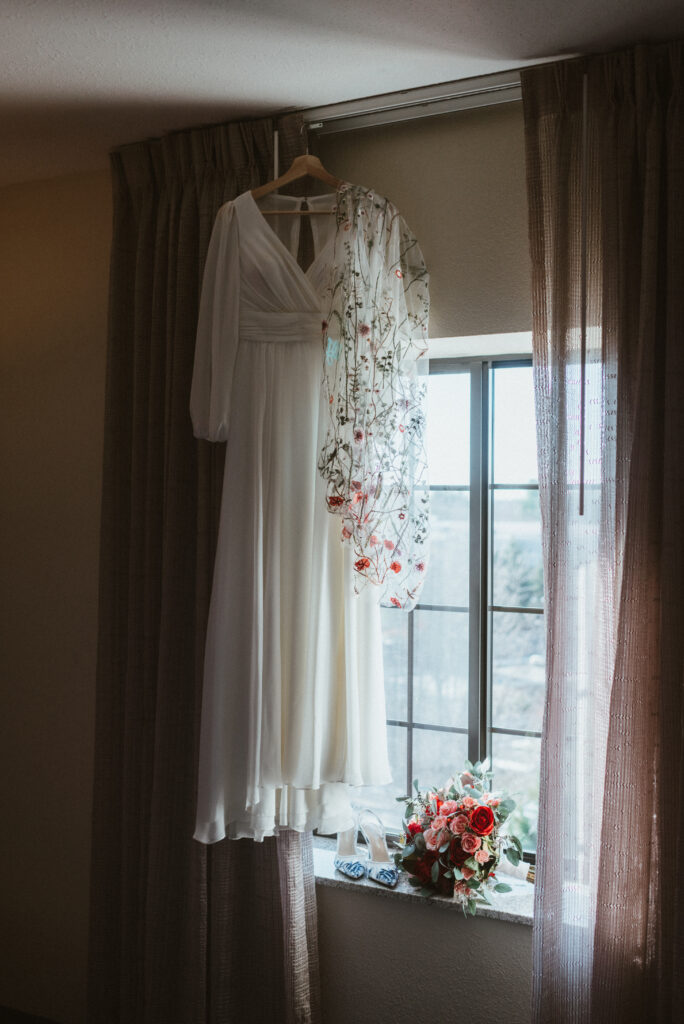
[363,357,544,852]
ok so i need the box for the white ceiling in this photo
[1,0,683,187]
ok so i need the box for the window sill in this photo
[313,837,533,927]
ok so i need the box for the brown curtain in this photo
[523,44,683,1023]
[88,112,321,1023]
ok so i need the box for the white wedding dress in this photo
[191,188,390,842]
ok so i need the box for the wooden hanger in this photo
[251,154,344,215]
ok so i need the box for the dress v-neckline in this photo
[244,186,347,304]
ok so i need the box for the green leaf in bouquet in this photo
[414,832,426,852]
[419,886,434,897]
[439,842,450,854]
[500,797,517,813]
[413,779,420,793]
[467,877,481,890]
[505,847,521,867]
[464,760,473,771]
[403,843,416,858]
[465,856,479,871]
[453,867,463,879]
[444,870,453,879]
[494,882,513,893]
[430,860,440,884]
[479,886,493,905]
[408,876,422,887]
[511,835,524,856]
[467,899,477,916]
[393,852,402,866]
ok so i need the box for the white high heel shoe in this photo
[358,808,399,888]
[333,824,367,880]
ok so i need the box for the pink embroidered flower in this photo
[354,557,371,572]
[461,832,481,854]
[475,849,490,864]
[390,597,402,608]
[370,535,379,546]
[415,561,425,572]
[450,814,469,835]
[383,539,394,550]
[341,526,351,540]
[395,268,403,278]
[440,800,459,816]
[432,816,448,831]
[398,512,405,520]
[352,492,363,504]
[351,480,362,491]
[359,323,371,336]
[390,561,402,573]
[353,429,364,442]
[399,424,405,432]
[461,865,475,880]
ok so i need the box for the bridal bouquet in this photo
[394,760,524,914]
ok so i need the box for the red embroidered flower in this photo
[390,597,402,608]
[390,561,401,573]
[398,512,405,520]
[351,480,362,491]
[321,320,328,331]
[327,496,344,508]
[415,561,425,572]
[354,557,371,572]
[359,323,371,336]
[395,268,403,278]
[353,429,364,442]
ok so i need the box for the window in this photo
[363,354,544,852]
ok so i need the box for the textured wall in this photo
[317,101,532,339]
[0,170,111,1023]
[318,885,533,1023]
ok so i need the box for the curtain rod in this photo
[301,69,522,135]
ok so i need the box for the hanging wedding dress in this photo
[191,184,428,843]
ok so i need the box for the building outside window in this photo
[362,351,544,854]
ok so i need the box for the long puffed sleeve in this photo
[318,185,430,611]
[190,202,240,442]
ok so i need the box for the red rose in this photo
[354,557,371,572]
[450,837,468,866]
[327,495,344,507]
[470,805,495,836]
[414,854,436,884]
[407,821,421,837]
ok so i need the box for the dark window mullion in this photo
[406,609,414,794]
[468,362,488,763]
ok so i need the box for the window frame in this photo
[384,353,542,860]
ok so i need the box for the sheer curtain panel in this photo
[88,113,321,1024]
[522,44,684,1024]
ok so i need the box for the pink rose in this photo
[432,816,448,831]
[461,832,481,854]
[424,828,444,851]
[460,771,475,787]
[475,849,490,864]
[461,866,475,880]
[489,798,500,807]
[462,796,476,809]
[440,800,459,816]
[450,814,469,834]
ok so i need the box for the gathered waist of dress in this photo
[239,310,324,344]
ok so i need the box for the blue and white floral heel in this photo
[333,824,367,880]
[358,809,399,888]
